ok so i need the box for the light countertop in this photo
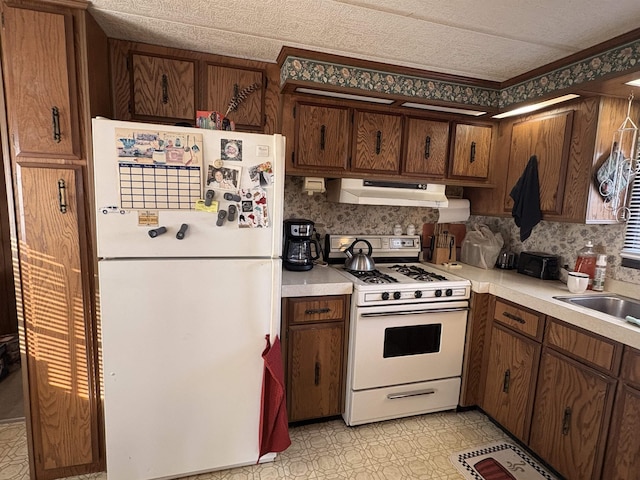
[281,265,353,297]
[430,262,640,350]
[280,260,640,350]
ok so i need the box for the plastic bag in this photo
[460,224,504,269]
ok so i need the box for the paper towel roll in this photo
[437,199,470,223]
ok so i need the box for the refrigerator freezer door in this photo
[92,118,284,259]
[100,258,282,480]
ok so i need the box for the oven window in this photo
[383,324,442,358]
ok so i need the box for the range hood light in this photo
[401,102,486,116]
[295,87,395,104]
[492,94,580,119]
[625,78,640,87]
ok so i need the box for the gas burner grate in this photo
[349,269,398,284]
[389,265,448,282]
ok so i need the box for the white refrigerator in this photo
[92,118,285,480]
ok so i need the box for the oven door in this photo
[350,300,468,390]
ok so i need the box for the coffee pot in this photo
[283,219,320,271]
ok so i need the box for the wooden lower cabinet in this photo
[482,324,540,442]
[602,383,640,479]
[529,348,616,480]
[16,165,101,479]
[282,295,348,422]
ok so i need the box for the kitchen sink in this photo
[554,294,640,320]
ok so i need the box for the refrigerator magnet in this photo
[221,139,242,161]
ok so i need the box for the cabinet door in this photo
[16,165,101,478]
[504,111,574,215]
[352,111,402,174]
[482,324,540,442]
[287,323,343,422]
[403,117,449,177]
[449,123,492,179]
[205,64,264,129]
[529,349,616,480]
[1,5,80,159]
[131,53,196,121]
[602,383,640,480]
[294,103,350,172]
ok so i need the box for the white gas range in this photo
[325,234,471,426]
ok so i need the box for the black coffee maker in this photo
[283,219,320,271]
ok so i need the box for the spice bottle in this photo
[592,254,607,292]
[574,241,597,289]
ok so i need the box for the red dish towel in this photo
[258,334,291,462]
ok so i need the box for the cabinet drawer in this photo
[620,346,640,387]
[288,296,346,324]
[545,318,622,374]
[494,299,544,339]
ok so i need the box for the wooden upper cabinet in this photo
[449,123,492,179]
[1,5,80,159]
[504,111,574,216]
[205,64,264,130]
[352,111,402,174]
[294,103,350,172]
[402,117,449,177]
[130,53,196,121]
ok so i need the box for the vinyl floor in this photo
[0,409,514,480]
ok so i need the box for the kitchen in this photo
[1,1,640,480]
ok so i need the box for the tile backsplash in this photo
[283,176,640,285]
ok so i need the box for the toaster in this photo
[517,251,560,280]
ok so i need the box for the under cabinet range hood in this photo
[326,178,448,208]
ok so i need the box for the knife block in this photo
[427,234,456,264]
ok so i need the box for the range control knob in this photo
[393,291,402,300]
[435,289,442,297]
[414,290,423,298]
[445,288,453,297]
[381,292,390,301]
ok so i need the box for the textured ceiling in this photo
[88,0,640,82]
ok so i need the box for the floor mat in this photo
[450,441,558,480]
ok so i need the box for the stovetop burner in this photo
[388,265,448,282]
[349,269,398,284]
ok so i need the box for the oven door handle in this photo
[387,388,436,400]
[361,307,468,317]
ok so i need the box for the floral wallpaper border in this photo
[280,38,640,109]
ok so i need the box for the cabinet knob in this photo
[320,125,326,151]
[562,406,572,435]
[375,131,382,154]
[314,361,320,386]
[470,141,476,163]
[57,179,67,214]
[51,106,61,143]
[502,368,511,393]
[161,74,169,104]
[424,136,431,159]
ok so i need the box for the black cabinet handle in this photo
[51,106,61,143]
[502,311,525,324]
[562,406,572,435]
[57,179,67,214]
[304,308,330,315]
[470,141,476,163]
[503,369,511,393]
[161,74,169,104]
[320,125,326,151]
[314,362,320,386]
[375,131,382,154]
[424,136,431,159]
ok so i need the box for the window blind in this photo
[621,151,640,264]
